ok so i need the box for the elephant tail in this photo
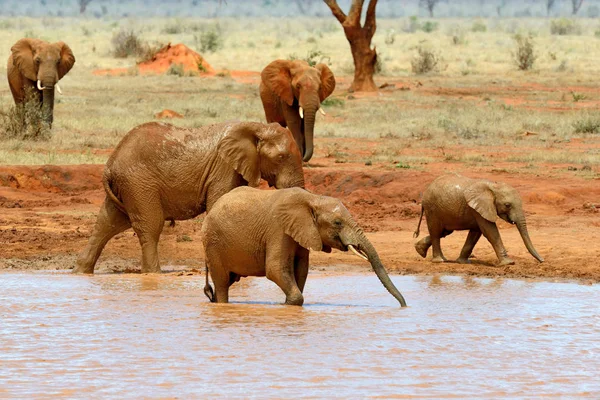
[102,170,127,215]
[203,263,215,303]
[413,205,424,238]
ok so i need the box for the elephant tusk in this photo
[348,245,369,262]
[299,107,304,119]
[37,80,46,90]
[319,107,326,116]
[55,83,63,95]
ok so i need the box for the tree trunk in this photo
[346,30,378,92]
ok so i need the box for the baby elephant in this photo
[201,187,407,307]
[414,174,544,266]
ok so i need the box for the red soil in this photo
[155,109,184,119]
[138,43,214,75]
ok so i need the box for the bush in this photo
[0,90,50,141]
[196,29,222,53]
[162,20,184,34]
[403,16,420,33]
[288,50,330,67]
[111,29,144,58]
[137,41,166,63]
[550,19,581,36]
[471,20,487,32]
[421,21,439,33]
[513,34,536,71]
[411,46,440,74]
[573,117,600,134]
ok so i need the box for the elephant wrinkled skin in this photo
[7,38,75,127]
[202,187,407,307]
[414,173,544,266]
[259,59,335,162]
[74,121,305,275]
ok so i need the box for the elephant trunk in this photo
[516,219,544,263]
[354,233,407,307]
[41,87,55,127]
[301,105,317,162]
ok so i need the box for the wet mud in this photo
[1,272,598,397]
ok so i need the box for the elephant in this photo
[73,121,305,275]
[201,186,407,307]
[259,59,336,162]
[7,38,75,127]
[413,173,544,266]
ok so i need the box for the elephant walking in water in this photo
[74,121,305,275]
[414,174,544,266]
[259,59,336,162]
[7,38,75,127]
[202,187,407,307]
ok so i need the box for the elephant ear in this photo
[261,59,294,106]
[315,63,335,102]
[464,181,497,222]
[274,189,323,251]
[217,122,263,187]
[56,42,75,79]
[11,38,37,81]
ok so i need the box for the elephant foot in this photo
[72,260,94,274]
[141,266,162,274]
[497,258,515,267]
[414,242,429,258]
[284,293,304,306]
[431,256,447,263]
[456,257,471,264]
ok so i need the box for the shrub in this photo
[404,16,421,33]
[196,29,222,53]
[471,20,487,32]
[550,19,581,36]
[288,50,330,67]
[0,90,50,141]
[573,117,600,134]
[162,20,184,34]
[137,41,165,63]
[411,46,440,74]
[111,29,144,58]
[421,21,439,33]
[321,97,345,107]
[513,34,536,71]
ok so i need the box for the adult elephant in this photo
[414,173,544,266]
[7,38,75,127]
[259,59,335,162]
[74,121,305,275]
[202,186,407,307]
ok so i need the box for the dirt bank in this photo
[1,155,598,282]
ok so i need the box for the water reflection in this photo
[0,271,598,398]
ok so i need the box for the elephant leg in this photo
[294,248,309,293]
[204,247,230,303]
[456,230,482,264]
[266,248,303,306]
[130,207,164,274]
[74,198,131,274]
[476,217,514,266]
[431,229,452,263]
[415,236,432,258]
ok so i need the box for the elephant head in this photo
[274,189,407,307]
[464,181,544,263]
[261,59,335,162]
[11,38,75,125]
[217,122,305,189]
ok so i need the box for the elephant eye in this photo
[504,202,511,208]
[35,58,41,64]
[333,219,343,227]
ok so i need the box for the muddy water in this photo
[1,272,598,398]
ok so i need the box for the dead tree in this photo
[572,0,584,14]
[419,0,440,17]
[78,0,93,14]
[546,0,556,16]
[323,0,379,92]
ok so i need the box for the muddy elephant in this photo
[202,187,407,307]
[7,38,75,127]
[74,121,305,275]
[414,173,544,266]
[259,59,335,162]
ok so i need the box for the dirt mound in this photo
[0,165,104,193]
[155,109,184,119]
[138,43,214,75]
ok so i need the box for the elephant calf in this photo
[414,173,544,266]
[201,187,407,307]
[74,121,305,275]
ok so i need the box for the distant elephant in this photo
[74,121,305,275]
[202,187,407,307]
[414,173,544,266]
[7,38,75,127]
[259,59,336,162]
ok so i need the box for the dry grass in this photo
[0,17,600,166]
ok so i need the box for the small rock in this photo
[365,160,372,166]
